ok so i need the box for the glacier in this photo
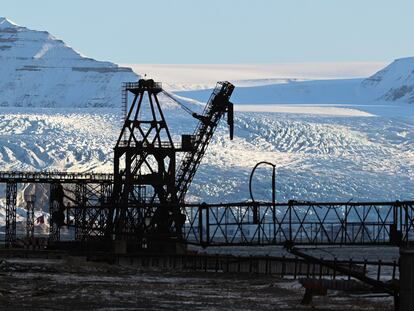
[0,17,413,230]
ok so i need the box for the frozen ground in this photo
[0,257,394,311]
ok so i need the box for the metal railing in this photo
[0,171,113,183]
[183,200,414,246]
[123,81,162,90]
[117,140,181,149]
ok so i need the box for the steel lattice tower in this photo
[108,79,185,250]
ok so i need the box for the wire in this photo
[162,90,196,116]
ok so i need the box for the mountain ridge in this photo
[362,57,414,103]
[0,16,138,108]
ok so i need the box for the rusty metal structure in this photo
[1,79,413,252]
[104,79,234,250]
[0,79,235,251]
[5,182,17,248]
[108,80,183,248]
[183,200,414,247]
[0,78,412,310]
[25,194,36,240]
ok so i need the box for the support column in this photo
[49,183,63,242]
[399,248,414,311]
[98,183,112,236]
[5,182,17,248]
[74,183,86,241]
[25,194,36,241]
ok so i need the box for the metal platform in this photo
[0,171,113,183]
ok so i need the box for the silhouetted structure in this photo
[106,79,234,251]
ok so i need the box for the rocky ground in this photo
[0,257,394,311]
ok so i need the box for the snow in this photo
[0,16,138,108]
[0,17,18,29]
[0,18,413,231]
[33,43,54,59]
[126,63,386,91]
[129,58,414,106]
[1,103,411,213]
[234,104,374,116]
[362,57,414,103]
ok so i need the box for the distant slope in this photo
[176,58,414,106]
[0,17,138,108]
[362,57,414,103]
[178,79,362,105]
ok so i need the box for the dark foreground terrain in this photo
[0,257,393,311]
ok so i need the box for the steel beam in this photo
[25,194,36,241]
[49,183,63,242]
[0,171,113,183]
[5,182,17,248]
[182,201,414,247]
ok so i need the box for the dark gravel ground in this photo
[0,257,394,311]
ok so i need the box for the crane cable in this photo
[161,90,197,116]
[162,89,212,126]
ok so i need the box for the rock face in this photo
[0,17,138,108]
[362,57,414,103]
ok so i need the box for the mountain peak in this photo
[362,56,414,103]
[0,17,19,29]
[393,56,414,64]
[0,17,138,108]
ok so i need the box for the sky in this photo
[1,0,414,64]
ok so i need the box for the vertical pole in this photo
[49,183,62,243]
[348,258,353,280]
[377,260,382,281]
[344,205,348,244]
[294,258,298,279]
[272,165,276,243]
[198,205,203,245]
[75,183,81,240]
[398,248,414,311]
[5,182,17,248]
[405,205,409,247]
[205,206,210,245]
[400,203,404,244]
[392,260,397,281]
[82,183,87,241]
[289,201,293,242]
[26,195,36,242]
[75,183,87,241]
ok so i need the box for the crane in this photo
[172,82,234,202]
[106,79,235,251]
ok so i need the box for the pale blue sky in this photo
[1,0,414,64]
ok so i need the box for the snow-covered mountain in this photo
[362,57,414,103]
[0,17,138,108]
[175,57,414,108]
[0,17,413,232]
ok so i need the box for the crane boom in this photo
[175,81,235,202]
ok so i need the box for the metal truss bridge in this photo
[1,171,413,248]
[183,201,414,247]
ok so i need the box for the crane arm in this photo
[175,81,235,203]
